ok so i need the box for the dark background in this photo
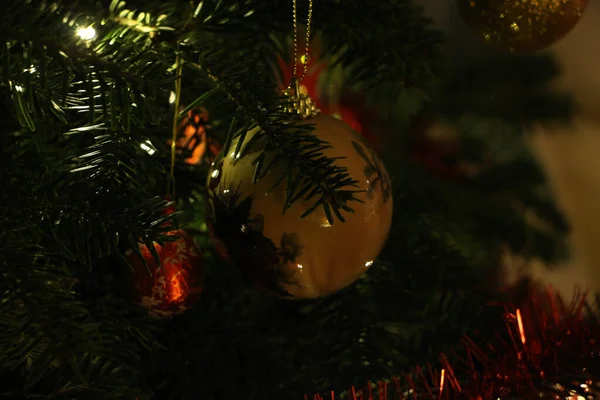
[419,0,600,296]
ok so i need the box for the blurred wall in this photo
[417,0,600,295]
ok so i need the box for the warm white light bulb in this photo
[77,26,96,41]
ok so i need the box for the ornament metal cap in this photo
[281,78,320,120]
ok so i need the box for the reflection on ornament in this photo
[127,230,205,317]
[170,106,221,164]
[331,108,362,135]
[457,0,589,52]
[205,114,392,299]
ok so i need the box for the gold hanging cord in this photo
[284,0,319,118]
[289,0,313,91]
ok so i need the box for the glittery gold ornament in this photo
[457,0,589,53]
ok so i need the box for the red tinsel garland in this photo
[306,283,600,399]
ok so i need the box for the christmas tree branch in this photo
[316,0,442,90]
[180,26,365,222]
[0,123,177,272]
[437,54,574,125]
[103,0,443,222]
[0,212,162,398]
[0,1,177,135]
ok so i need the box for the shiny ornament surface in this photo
[457,0,588,53]
[205,114,393,299]
[127,230,205,317]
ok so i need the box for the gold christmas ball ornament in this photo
[205,114,393,299]
[457,0,589,53]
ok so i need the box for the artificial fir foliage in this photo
[0,0,578,399]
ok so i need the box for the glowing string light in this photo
[76,26,96,41]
